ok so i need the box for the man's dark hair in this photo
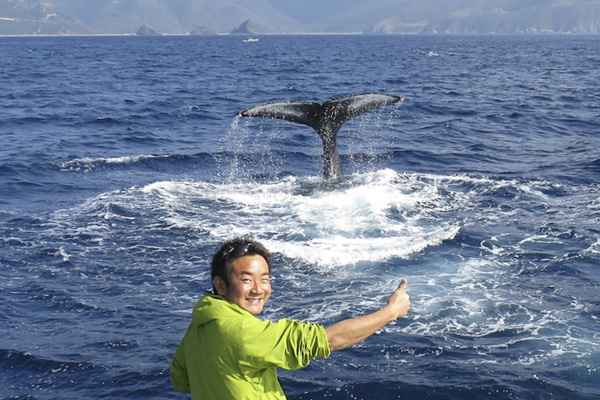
[211,237,271,292]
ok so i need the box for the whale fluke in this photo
[238,93,404,179]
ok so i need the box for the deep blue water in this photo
[1,34,599,399]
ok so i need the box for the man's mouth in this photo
[246,298,263,304]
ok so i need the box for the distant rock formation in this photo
[189,25,217,35]
[230,19,255,35]
[136,25,160,36]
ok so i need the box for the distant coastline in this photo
[2,0,600,36]
[2,31,598,38]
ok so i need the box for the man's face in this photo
[215,254,272,315]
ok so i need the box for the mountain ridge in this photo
[1,0,599,35]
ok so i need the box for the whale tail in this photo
[238,93,405,179]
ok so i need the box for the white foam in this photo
[58,154,160,172]
[139,170,460,267]
[54,246,71,262]
[585,238,600,254]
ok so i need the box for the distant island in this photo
[136,25,160,36]
[230,20,255,35]
[190,26,217,36]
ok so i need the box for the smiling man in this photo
[212,248,272,315]
[170,237,410,399]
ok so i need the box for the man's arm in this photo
[169,341,190,392]
[325,279,410,351]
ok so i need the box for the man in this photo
[170,237,410,399]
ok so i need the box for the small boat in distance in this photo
[243,37,259,42]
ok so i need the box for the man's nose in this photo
[250,281,263,293]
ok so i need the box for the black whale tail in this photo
[238,93,405,179]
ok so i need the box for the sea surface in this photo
[1,34,599,399]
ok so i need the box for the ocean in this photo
[0,34,598,399]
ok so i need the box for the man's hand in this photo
[386,279,410,320]
[326,278,411,351]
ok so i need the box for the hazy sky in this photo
[265,0,363,24]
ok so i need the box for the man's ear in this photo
[213,276,227,296]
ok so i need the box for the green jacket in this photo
[170,294,331,399]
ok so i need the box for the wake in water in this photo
[141,169,459,268]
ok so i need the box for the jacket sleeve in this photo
[240,318,331,371]
[169,340,190,392]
